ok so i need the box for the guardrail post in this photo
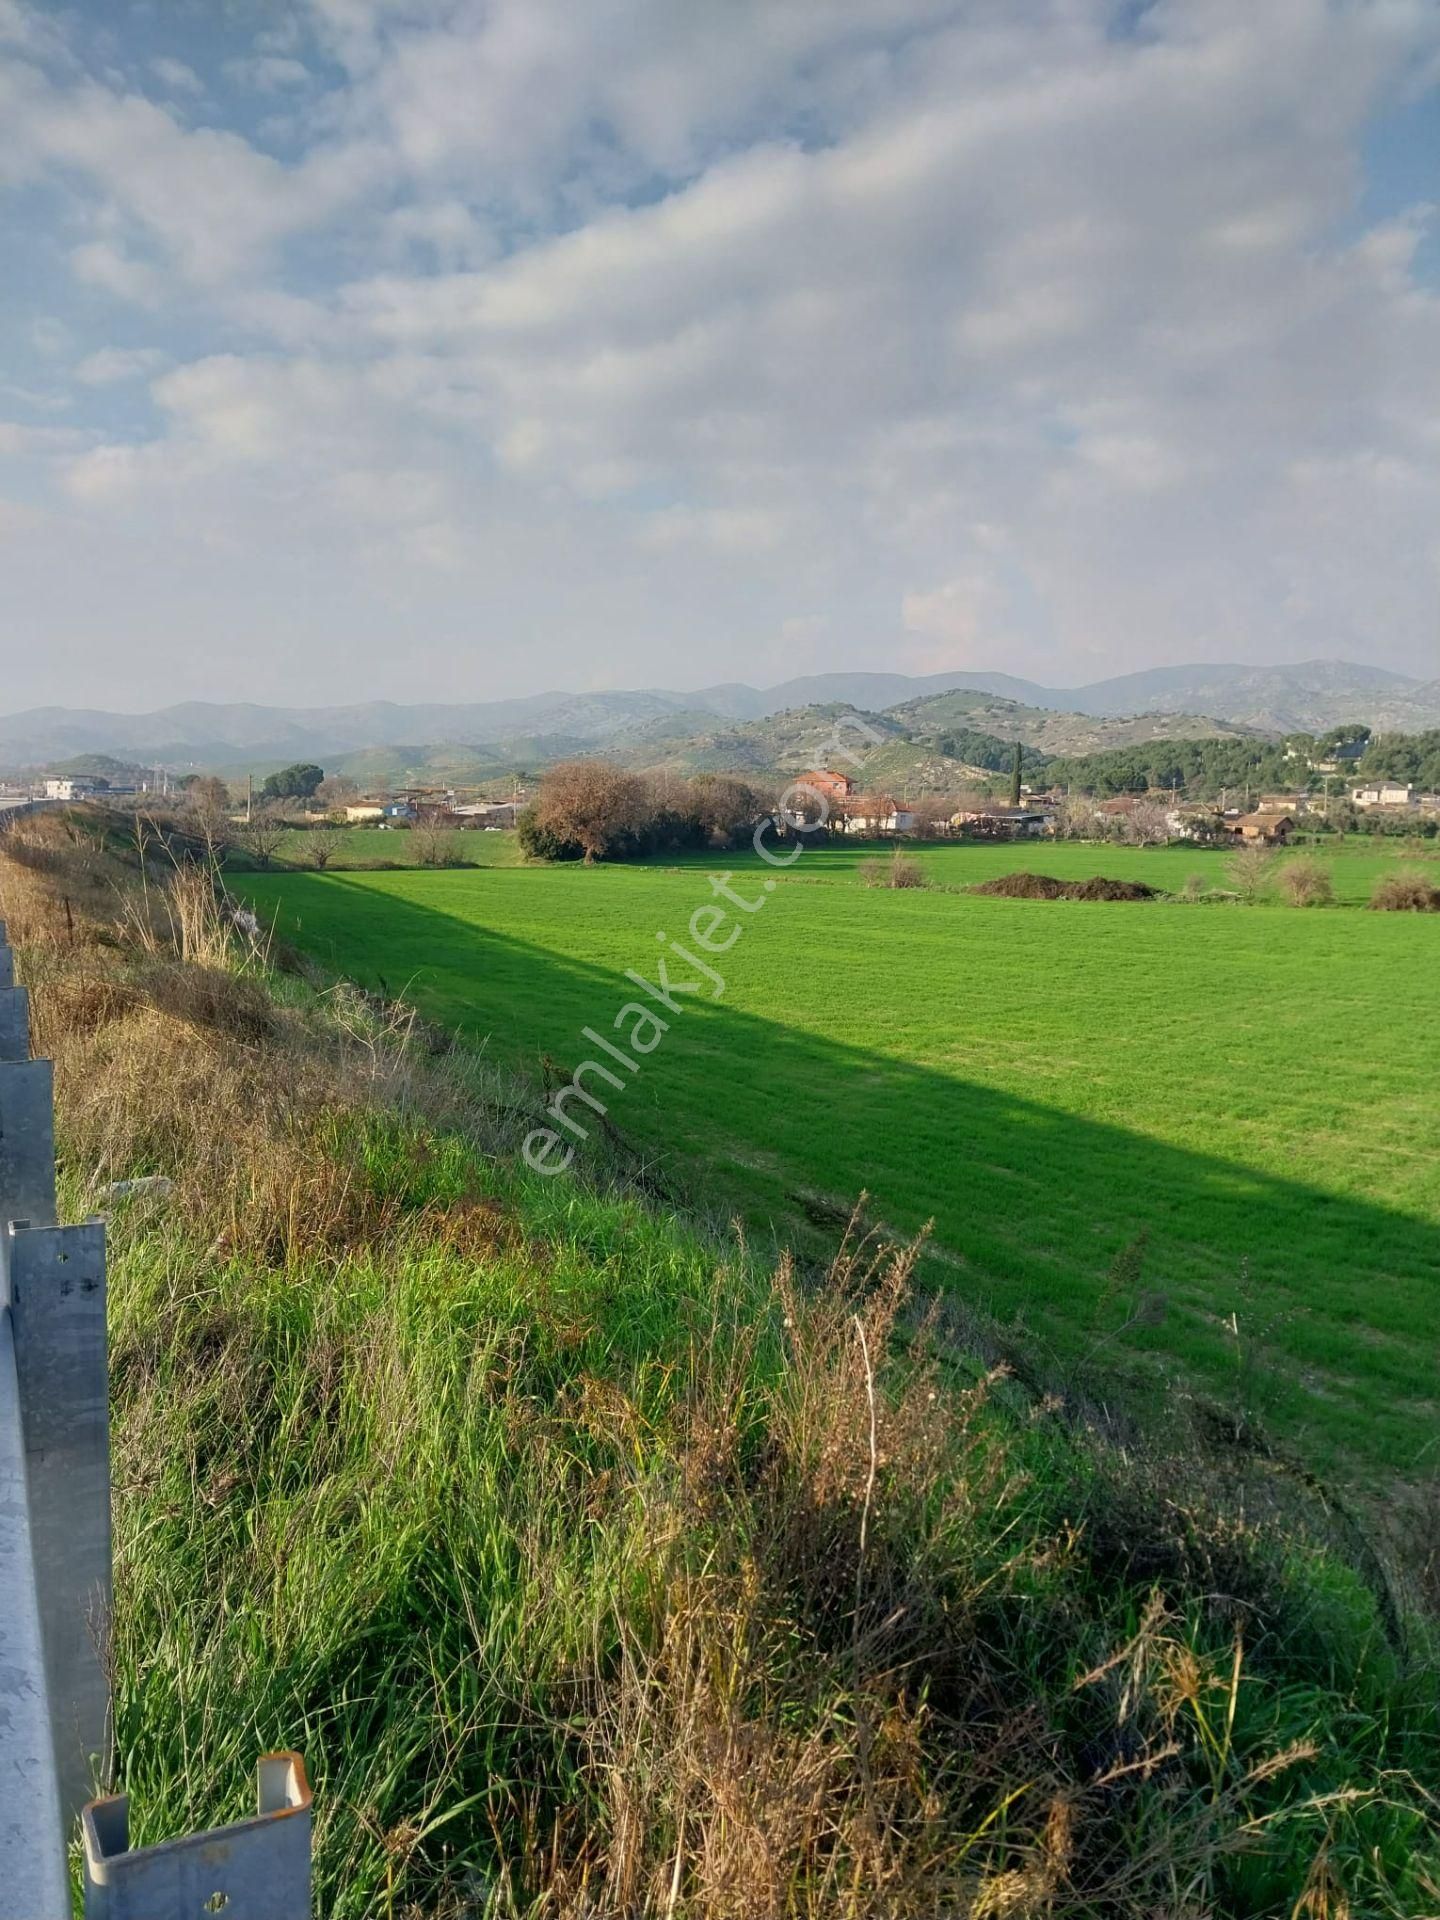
[0,1058,57,1231]
[83,1753,313,1920]
[0,987,28,1063]
[0,1309,71,1914]
[10,1219,111,1825]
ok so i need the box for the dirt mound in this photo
[1067,874,1161,901]
[969,871,1069,899]
[969,871,1160,902]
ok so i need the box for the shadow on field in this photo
[251,872,1440,1485]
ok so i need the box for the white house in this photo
[1351,780,1416,809]
[43,776,100,800]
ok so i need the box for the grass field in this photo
[246,840,1440,1488]
[269,825,524,867]
[8,817,1436,1916]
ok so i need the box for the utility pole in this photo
[246,772,253,824]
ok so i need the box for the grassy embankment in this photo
[4,811,1437,1918]
[245,844,1440,1491]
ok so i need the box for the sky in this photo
[1,0,1438,714]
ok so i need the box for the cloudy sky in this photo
[1,0,1438,712]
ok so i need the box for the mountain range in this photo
[3,658,1437,775]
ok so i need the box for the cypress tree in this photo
[1009,740,1023,808]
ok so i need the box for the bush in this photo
[1276,857,1334,907]
[1369,869,1440,911]
[860,850,928,889]
[1226,842,1274,902]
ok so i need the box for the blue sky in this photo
[1,0,1437,712]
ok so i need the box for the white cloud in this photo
[69,240,165,308]
[3,0,1440,706]
[150,57,202,96]
[225,55,312,93]
[73,346,167,386]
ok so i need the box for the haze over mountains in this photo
[3,659,1438,774]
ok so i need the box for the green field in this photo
[247,841,1440,1488]
[268,825,523,868]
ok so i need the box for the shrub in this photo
[1276,856,1334,907]
[1369,869,1440,912]
[1226,842,1274,902]
[860,850,928,889]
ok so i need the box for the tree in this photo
[525,760,649,863]
[1227,841,1274,902]
[1122,798,1173,846]
[307,822,343,869]
[688,774,767,848]
[260,762,324,802]
[1008,741,1023,808]
[187,775,233,864]
[411,816,465,867]
[1052,795,1098,841]
[237,804,288,869]
[315,774,359,811]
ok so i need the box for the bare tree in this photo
[187,775,234,866]
[527,760,649,863]
[237,804,288,869]
[307,821,344,869]
[1052,795,1099,841]
[315,773,359,811]
[903,796,949,840]
[1122,798,1173,847]
[1227,840,1274,902]
[411,816,465,867]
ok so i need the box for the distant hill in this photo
[3,658,1436,773]
[1042,661,1440,733]
[884,690,1260,756]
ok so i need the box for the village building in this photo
[1351,780,1417,810]
[950,804,1049,839]
[1232,811,1296,844]
[453,801,520,828]
[801,768,857,803]
[43,776,101,800]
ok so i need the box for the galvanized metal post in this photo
[0,1058,57,1232]
[0,1309,71,1915]
[11,1219,111,1825]
[0,986,28,1063]
[83,1753,313,1920]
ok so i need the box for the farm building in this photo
[345,803,385,822]
[839,804,916,834]
[951,805,1049,839]
[1233,812,1296,843]
[43,775,101,800]
[453,801,519,827]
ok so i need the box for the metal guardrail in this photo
[0,919,312,1916]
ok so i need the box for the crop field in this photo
[246,840,1440,1488]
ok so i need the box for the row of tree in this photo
[1043,727,1440,803]
[519,764,772,862]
